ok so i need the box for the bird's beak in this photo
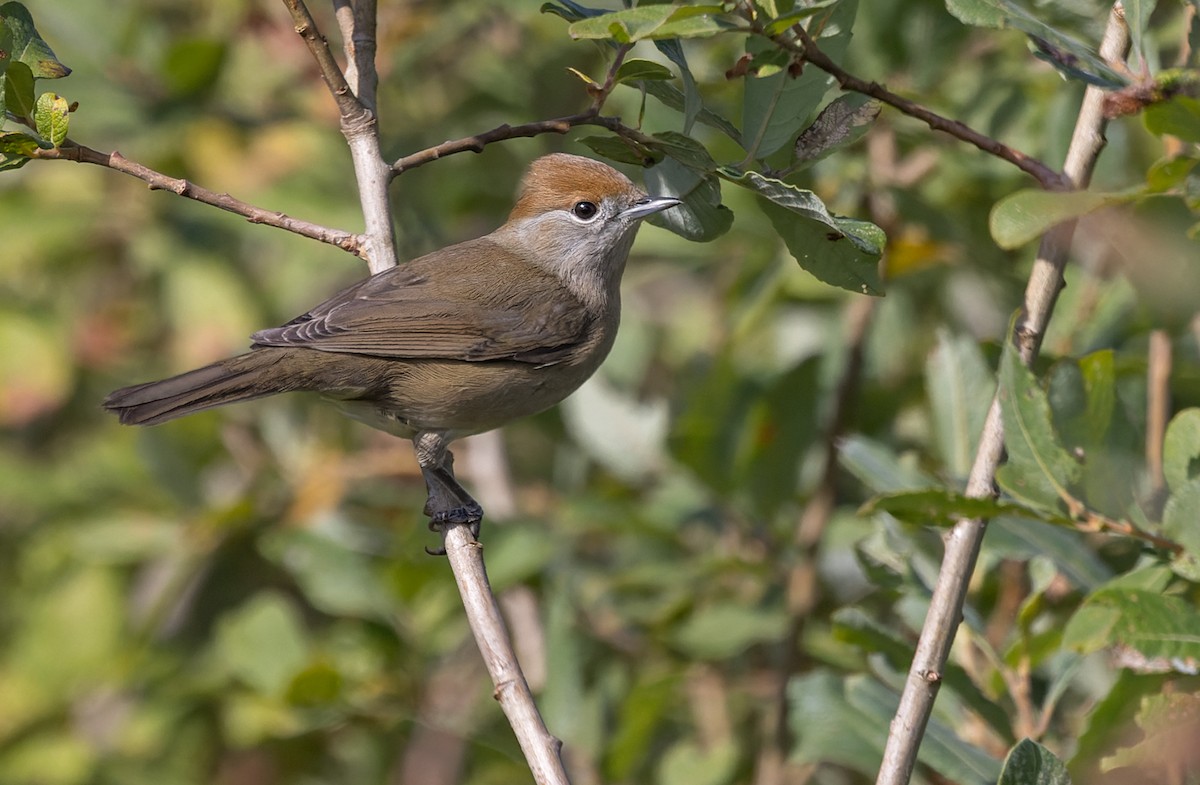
[620,196,683,221]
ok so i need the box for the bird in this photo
[104,153,681,538]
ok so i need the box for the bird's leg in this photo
[413,431,484,553]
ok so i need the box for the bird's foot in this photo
[423,506,484,556]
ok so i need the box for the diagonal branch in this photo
[772,25,1068,191]
[874,7,1131,785]
[29,141,364,256]
[281,0,397,274]
[392,46,641,177]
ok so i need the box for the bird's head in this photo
[494,153,680,306]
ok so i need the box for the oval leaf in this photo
[990,188,1139,249]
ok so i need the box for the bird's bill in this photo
[620,196,683,221]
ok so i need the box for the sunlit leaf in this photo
[730,170,883,294]
[989,188,1141,250]
[569,5,736,42]
[861,488,1050,527]
[33,90,67,147]
[614,58,674,83]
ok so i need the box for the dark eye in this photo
[572,201,599,220]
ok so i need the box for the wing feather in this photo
[252,237,592,365]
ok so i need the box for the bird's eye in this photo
[571,201,599,221]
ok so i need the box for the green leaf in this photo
[839,434,935,493]
[788,671,886,774]
[792,94,880,165]
[215,592,310,695]
[568,5,735,42]
[731,170,883,295]
[1144,96,1200,144]
[638,78,742,143]
[0,1,70,78]
[1063,587,1200,668]
[1122,0,1157,68]
[943,0,1126,87]
[996,339,1082,511]
[614,58,674,83]
[0,130,39,157]
[672,602,788,659]
[990,188,1142,250]
[861,488,1053,527]
[645,157,734,242]
[998,739,1072,785]
[1164,409,1200,493]
[3,59,35,121]
[925,330,994,477]
[648,130,717,172]
[33,90,67,147]
[578,134,657,166]
[539,0,609,23]
[762,0,841,35]
[0,20,12,78]
[1146,156,1199,193]
[1162,479,1200,581]
[739,358,821,517]
[742,0,856,160]
[654,39,701,134]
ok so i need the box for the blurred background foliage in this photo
[2,1,1200,784]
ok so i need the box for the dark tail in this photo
[104,349,302,426]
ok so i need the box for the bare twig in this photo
[29,142,364,256]
[392,48,644,176]
[281,0,397,274]
[875,8,1131,785]
[442,526,571,785]
[768,25,1068,190]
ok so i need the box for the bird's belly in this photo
[328,358,595,439]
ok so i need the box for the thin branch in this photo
[772,25,1068,191]
[29,142,365,257]
[441,526,572,785]
[392,46,641,177]
[875,8,1130,785]
[281,0,370,127]
[281,0,397,274]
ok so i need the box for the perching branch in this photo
[875,7,1131,785]
[29,142,364,256]
[279,5,572,781]
[765,24,1068,191]
[441,526,572,785]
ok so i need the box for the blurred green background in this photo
[3,2,1200,784]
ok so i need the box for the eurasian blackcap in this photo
[104,153,681,536]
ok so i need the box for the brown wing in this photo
[251,237,592,366]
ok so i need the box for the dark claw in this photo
[423,502,485,557]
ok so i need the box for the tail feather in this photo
[104,350,294,426]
